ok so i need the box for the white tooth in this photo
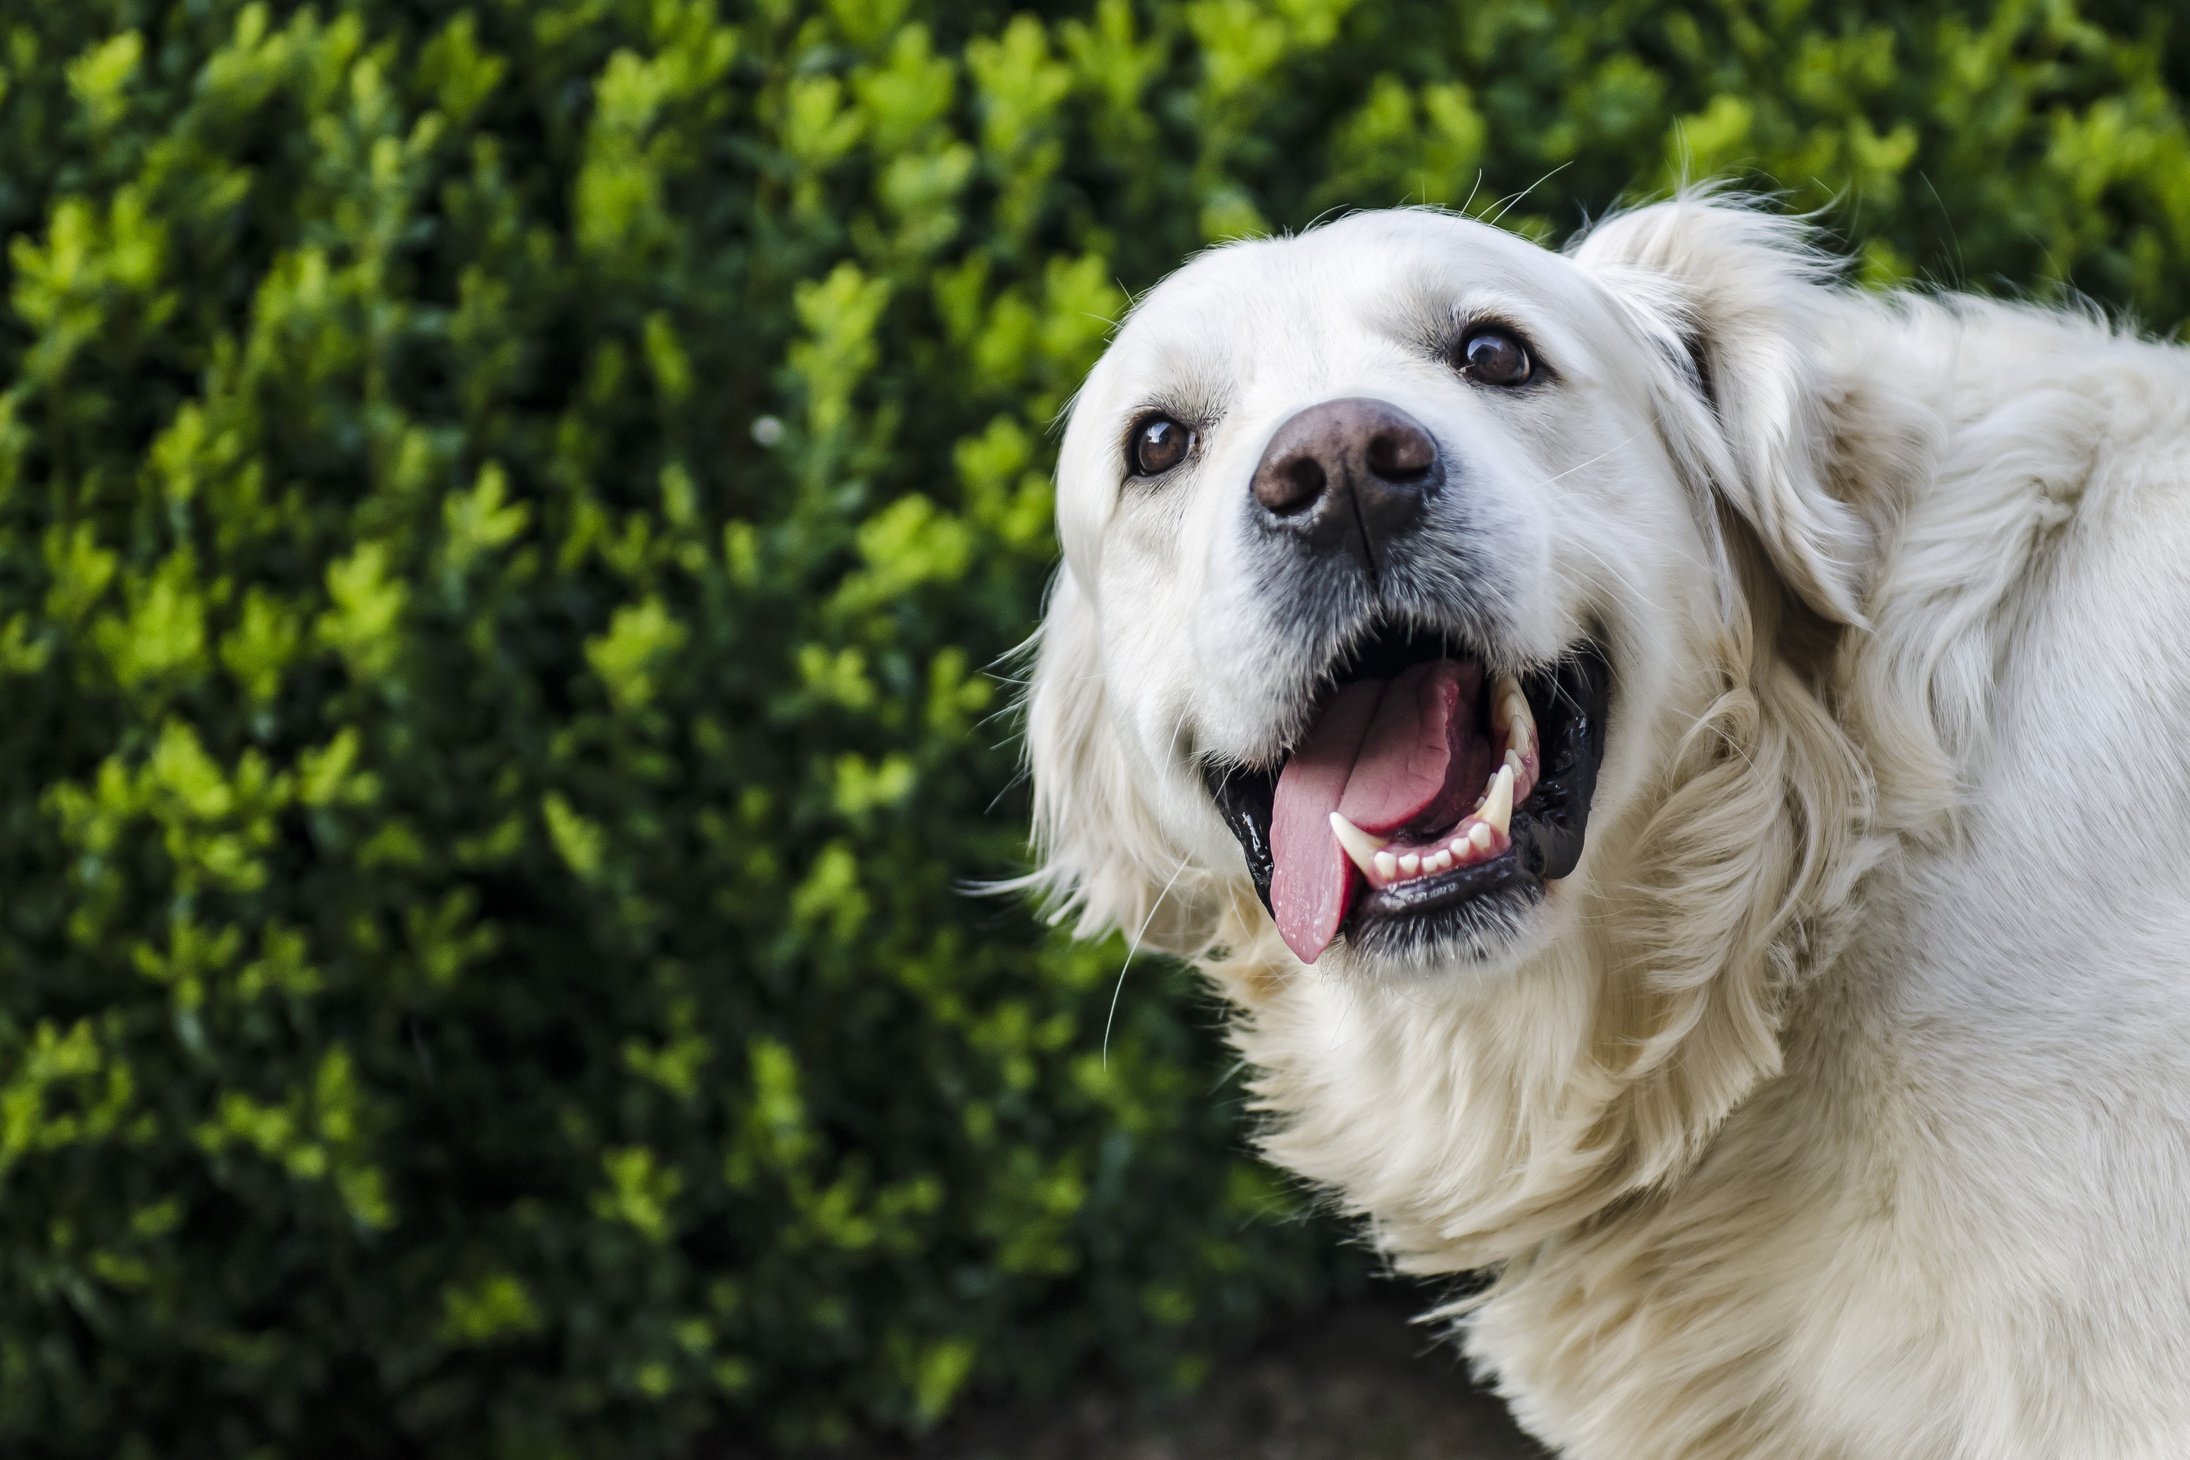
[1469,822,1495,852]
[1448,838,1468,857]
[1427,850,1453,872]
[1504,688,1535,743]
[1504,748,1524,776]
[1479,765,1515,838]
[1328,811,1390,877]
[1398,853,1421,876]
[1374,851,1399,880]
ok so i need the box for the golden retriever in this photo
[1022,194,2190,1458]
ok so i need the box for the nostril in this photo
[1256,454,1327,515]
[1366,427,1436,482]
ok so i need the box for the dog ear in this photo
[1020,567,1211,952]
[1570,196,1871,626]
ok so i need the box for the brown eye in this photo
[1129,415,1193,476]
[1460,327,1533,386]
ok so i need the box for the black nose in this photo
[1250,398,1441,568]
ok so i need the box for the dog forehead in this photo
[1102,211,1606,390]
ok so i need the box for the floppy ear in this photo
[1569,196,1872,626]
[1020,567,1213,952]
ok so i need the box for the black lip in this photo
[1208,644,1611,960]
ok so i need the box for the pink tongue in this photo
[1268,661,1481,962]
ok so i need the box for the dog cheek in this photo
[1167,515,1300,754]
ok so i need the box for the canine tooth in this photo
[1504,748,1524,776]
[1374,850,1399,880]
[1502,687,1536,753]
[1479,764,1515,838]
[1328,811,1391,877]
[1468,822,1495,852]
[1398,853,1421,876]
[1507,696,1534,748]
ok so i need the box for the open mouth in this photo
[1207,621,1611,963]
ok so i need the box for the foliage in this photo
[1,0,2188,1455]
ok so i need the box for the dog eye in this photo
[1458,327,1533,387]
[1129,415,1194,476]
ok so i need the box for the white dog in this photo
[1021,194,2190,1458]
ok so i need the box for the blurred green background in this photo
[3,1,2189,1456]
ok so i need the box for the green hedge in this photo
[3,2,2189,1456]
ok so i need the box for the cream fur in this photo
[1023,194,2190,1458]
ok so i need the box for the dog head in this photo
[1027,197,1874,985]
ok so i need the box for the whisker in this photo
[1522,428,1647,493]
[1486,162,1573,226]
[1104,855,1195,1068]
